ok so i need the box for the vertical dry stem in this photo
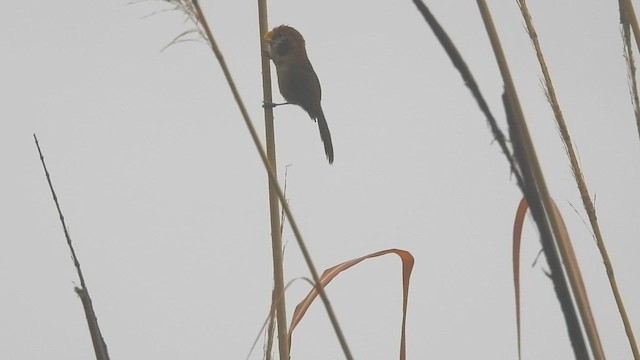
[256,1,289,358]
[519,1,638,358]
[475,1,603,358]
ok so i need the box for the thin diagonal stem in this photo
[34,134,110,360]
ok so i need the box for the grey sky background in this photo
[1,1,639,359]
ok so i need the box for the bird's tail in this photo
[316,108,334,164]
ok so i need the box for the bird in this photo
[264,25,334,164]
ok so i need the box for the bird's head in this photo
[264,25,307,65]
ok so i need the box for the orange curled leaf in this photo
[288,248,414,360]
[512,197,528,360]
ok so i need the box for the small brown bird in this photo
[264,25,334,164]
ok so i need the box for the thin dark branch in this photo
[411,0,523,187]
[33,134,110,360]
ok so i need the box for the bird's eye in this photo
[274,36,291,56]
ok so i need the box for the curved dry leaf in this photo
[512,198,600,359]
[288,248,414,360]
[512,196,528,360]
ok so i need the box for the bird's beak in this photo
[264,30,274,43]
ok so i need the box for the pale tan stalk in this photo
[621,0,640,52]
[255,0,288,358]
[475,1,604,359]
[519,1,638,358]
[620,0,640,140]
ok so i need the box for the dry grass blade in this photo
[621,21,640,140]
[503,89,590,358]
[411,0,523,187]
[411,1,591,354]
[512,197,528,360]
[476,1,596,357]
[279,164,292,236]
[547,200,604,357]
[513,198,605,360]
[620,0,640,141]
[520,1,639,358]
[137,0,208,48]
[160,29,204,52]
[288,249,414,360]
[618,0,640,141]
[244,279,306,360]
[263,286,277,360]
[33,134,110,360]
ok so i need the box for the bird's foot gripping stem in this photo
[262,101,290,109]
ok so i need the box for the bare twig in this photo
[34,134,110,360]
